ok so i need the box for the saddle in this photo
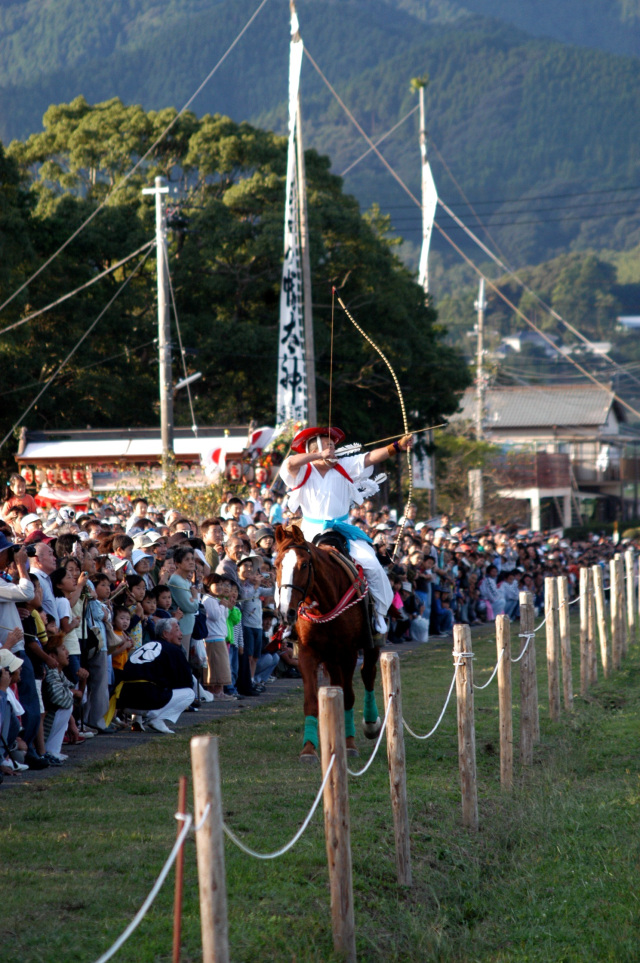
[311,537,376,648]
[312,529,349,557]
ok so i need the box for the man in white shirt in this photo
[30,540,59,628]
[279,426,412,635]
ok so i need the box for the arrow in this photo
[361,423,447,448]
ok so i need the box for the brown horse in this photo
[274,523,382,761]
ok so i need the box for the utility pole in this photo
[296,91,317,424]
[143,176,173,482]
[474,277,487,441]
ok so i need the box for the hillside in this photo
[386,0,640,58]
[0,0,639,269]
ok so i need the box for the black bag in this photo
[79,598,102,667]
[191,602,208,641]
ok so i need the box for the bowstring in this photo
[335,295,412,561]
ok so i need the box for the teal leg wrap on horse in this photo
[364,689,379,724]
[303,715,319,749]
[344,708,355,739]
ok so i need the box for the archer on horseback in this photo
[279,424,414,641]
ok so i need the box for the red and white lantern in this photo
[255,466,268,485]
[20,467,34,486]
[59,468,72,486]
[35,468,46,487]
[46,468,57,487]
[72,468,86,488]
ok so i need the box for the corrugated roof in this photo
[454,385,618,429]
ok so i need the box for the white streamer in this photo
[347,695,393,777]
[223,755,334,859]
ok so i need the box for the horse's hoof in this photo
[362,716,381,740]
[299,750,319,764]
[346,746,360,757]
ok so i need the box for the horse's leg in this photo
[341,652,359,758]
[298,643,320,763]
[361,642,382,739]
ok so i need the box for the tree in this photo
[0,97,470,454]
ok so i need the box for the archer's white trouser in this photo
[349,538,394,626]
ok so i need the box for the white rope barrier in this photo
[347,695,393,777]
[403,660,461,741]
[473,646,505,690]
[512,633,533,664]
[94,811,194,963]
[222,754,335,860]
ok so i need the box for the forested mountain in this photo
[0,0,639,270]
[386,0,640,58]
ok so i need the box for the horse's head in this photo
[274,524,314,624]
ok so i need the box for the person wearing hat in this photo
[279,426,413,637]
[253,528,275,560]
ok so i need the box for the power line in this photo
[303,46,640,422]
[0,244,156,451]
[0,338,158,398]
[339,105,419,177]
[0,240,154,337]
[0,0,271,320]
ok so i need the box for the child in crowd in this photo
[201,574,235,701]
[224,581,244,696]
[110,606,134,685]
[42,638,88,763]
[124,574,145,650]
[236,555,268,691]
[140,590,157,643]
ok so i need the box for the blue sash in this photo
[303,514,373,548]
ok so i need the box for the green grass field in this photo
[3,620,640,962]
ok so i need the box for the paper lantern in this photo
[35,468,46,487]
[20,467,34,486]
[255,466,268,485]
[45,468,57,487]
[59,468,72,486]
[73,468,86,488]
[226,460,242,483]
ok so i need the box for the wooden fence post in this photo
[625,549,635,645]
[557,577,573,712]
[592,564,610,677]
[618,554,628,659]
[579,567,590,698]
[319,686,356,962]
[190,736,230,963]
[610,557,621,671]
[380,652,412,887]
[495,615,513,791]
[519,591,539,764]
[453,624,478,830]
[544,577,561,723]
[587,567,598,685]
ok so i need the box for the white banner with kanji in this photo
[276,15,307,427]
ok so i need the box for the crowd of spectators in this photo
[0,468,626,779]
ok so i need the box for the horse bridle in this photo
[278,544,314,610]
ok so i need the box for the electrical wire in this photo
[0,0,271,320]
[303,46,640,420]
[0,240,155,337]
[0,338,158,398]
[339,104,419,177]
[0,243,155,451]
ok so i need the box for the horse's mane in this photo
[274,522,308,558]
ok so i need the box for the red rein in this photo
[298,566,368,624]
